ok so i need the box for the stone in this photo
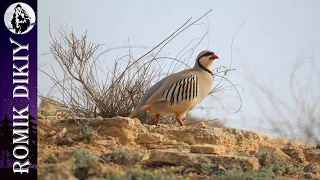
[281,143,306,163]
[137,133,165,144]
[190,144,226,155]
[256,145,291,161]
[102,127,137,145]
[149,150,259,171]
[304,148,320,164]
[94,140,113,146]
[96,116,103,120]
[48,130,57,136]
[58,127,67,138]
[303,163,319,174]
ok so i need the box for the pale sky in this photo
[38,0,320,136]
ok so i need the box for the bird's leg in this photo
[155,114,161,125]
[176,118,185,126]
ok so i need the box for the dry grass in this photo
[246,57,320,144]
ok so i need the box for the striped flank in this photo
[162,74,199,106]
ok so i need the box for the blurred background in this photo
[38,0,320,143]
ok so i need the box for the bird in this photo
[129,50,219,126]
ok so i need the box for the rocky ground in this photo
[38,115,320,180]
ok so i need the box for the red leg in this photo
[176,118,185,126]
[155,114,160,125]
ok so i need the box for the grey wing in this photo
[129,76,169,117]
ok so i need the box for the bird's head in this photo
[195,50,219,72]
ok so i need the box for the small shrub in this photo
[72,149,99,168]
[76,120,99,142]
[101,168,178,180]
[101,173,124,180]
[219,169,252,180]
[172,144,181,149]
[40,110,50,116]
[45,153,60,163]
[72,149,99,180]
[100,147,143,165]
[258,152,303,176]
[201,164,226,176]
[126,168,177,180]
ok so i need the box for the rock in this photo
[203,154,260,171]
[58,127,67,138]
[48,130,57,136]
[96,116,103,120]
[190,144,226,155]
[137,133,165,144]
[303,163,319,174]
[304,148,320,164]
[281,143,306,163]
[91,117,150,145]
[149,150,259,171]
[94,140,113,146]
[148,125,268,155]
[102,127,137,145]
[164,140,178,145]
[256,145,291,161]
[316,144,320,149]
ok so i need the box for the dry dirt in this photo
[38,116,320,180]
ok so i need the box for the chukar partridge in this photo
[129,50,219,126]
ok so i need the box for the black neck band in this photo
[197,60,213,76]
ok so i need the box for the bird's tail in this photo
[129,105,149,118]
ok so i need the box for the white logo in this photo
[4,2,36,34]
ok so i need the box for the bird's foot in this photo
[154,114,161,125]
[176,119,185,126]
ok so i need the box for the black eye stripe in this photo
[198,52,214,60]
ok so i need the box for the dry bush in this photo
[246,57,320,144]
[41,28,161,120]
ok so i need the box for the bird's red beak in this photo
[212,54,219,60]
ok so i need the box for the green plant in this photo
[76,120,99,142]
[101,168,179,180]
[72,149,99,168]
[45,153,60,163]
[71,149,99,180]
[201,164,226,176]
[219,169,252,180]
[100,147,143,165]
[172,144,181,149]
[40,110,50,116]
[101,173,124,180]
[258,152,303,176]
